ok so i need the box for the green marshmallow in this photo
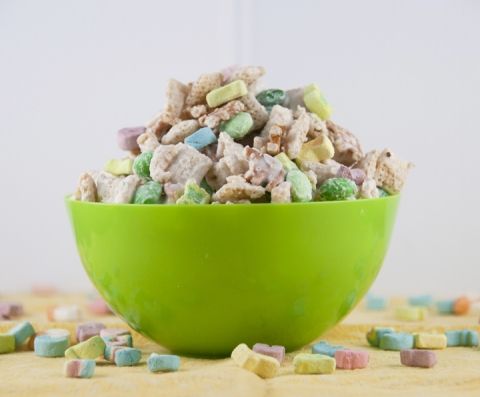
[378,187,389,197]
[133,151,153,179]
[286,169,312,202]
[64,335,105,359]
[275,152,298,172]
[0,334,15,354]
[176,180,210,205]
[8,321,35,348]
[133,181,163,204]
[200,178,214,195]
[256,89,286,109]
[220,112,254,140]
[316,178,358,201]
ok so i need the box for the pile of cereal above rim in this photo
[73,66,413,205]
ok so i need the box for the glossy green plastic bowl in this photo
[66,195,399,356]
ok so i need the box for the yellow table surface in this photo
[1,293,479,397]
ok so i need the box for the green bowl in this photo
[66,195,400,357]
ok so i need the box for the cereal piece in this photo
[133,181,163,204]
[150,143,212,185]
[231,343,279,379]
[374,149,413,194]
[104,158,133,176]
[335,350,369,370]
[64,359,96,378]
[326,120,363,166]
[256,89,286,110]
[176,179,210,205]
[366,327,395,347]
[185,127,217,150]
[271,181,292,203]
[76,322,106,343]
[445,330,479,347]
[213,175,266,203]
[311,341,344,357]
[244,147,285,191]
[316,177,357,201]
[34,335,69,357]
[240,92,269,130]
[400,349,437,368]
[188,104,207,119]
[137,129,160,153]
[186,72,223,106]
[284,107,310,159]
[436,300,454,314]
[453,296,470,315]
[275,152,298,172]
[147,353,181,373]
[206,80,248,108]
[303,84,332,120]
[113,174,141,204]
[293,353,336,375]
[366,295,387,310]
[8,321,35,348]
[395,306,427,321]
[252,343,285,364]
[74,172,97,202]
[305,169,317,189]
[220,112,254,140]
[228,65,266,86]
[284,87,305,110]
[100,328,130,339]
[261,105,293,137]
[161,79,189,125]
[357,149,380,179]
[414,333,447,349]
[65,335,106,359]
[49,305,81,322]
[114,347,142,367]
[359,178,379,199]
[199,100,245,130]
[117,126,146,151]
[94,172,122,203]
[299,160,341,185]
[307,112,328,138]
[297,134,335,163]
[379,333,414,351]
[162,120,200,145]
[408,295,433,307]
[133,152,154,179]
[0,302,23,318]
[0,334,15,354]
[163,182,184,204]
[286,169,313,202]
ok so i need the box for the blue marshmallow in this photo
[185,127,217,150]
[34,335,69,357]
[311,341,344,357]
[436,300,454,314]
[366,295,387,310]
[8,321,35,348]
[408,295,433,307]
[147,353,181,373]
[445,330,479,347]
[114,347,142,367]
[379,333,414,351]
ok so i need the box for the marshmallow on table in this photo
[48,305,81,322]
[114,347,142,367]
[0,302,23,318]
[408,295,433,307]
[335,350,369,370]
[231,343,279,379]
[87,298,112,315]
[453,296,470,315]
[147,353,180,373]
[445,330,478,347]
[293,353,336,374]
[311,341,344,357]
[103,334,133,347]
[100,328,130,339]
[379,333,414,351]
[8,321,35,348]
[34,335,69,357]
[366,327,395,347]
[0,334,15,354]
[414,333,447,350]
[65,336,105,359]
[365,295,387,310]
[395,306,427,321]
[400,349,437,368]
[252,343,285,364]
[64,359,96,378]
[436,300,454,314]
[76,322,106,343]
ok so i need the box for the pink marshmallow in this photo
[335,349,369,369]
[87,298,112,315]
[0,302,23,318]
[117,126,146,151]
[252,343,285,364]
[400,349,437,368]
[76,322,106,342]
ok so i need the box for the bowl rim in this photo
[65,194,399,208]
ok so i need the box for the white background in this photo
[1,0,479,295]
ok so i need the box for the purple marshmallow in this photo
[336,166,366,185]
[400,349,437,368]
[0,302,23,318]
[252,343,285,364]
[117,126,146,151]
[76,322,106,343]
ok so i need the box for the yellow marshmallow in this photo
[303,84,332,120]
[297,134,335,163]
[105,158,133,176]
[414,333,447,349]
[395,306,427,321]
[231,343,279,379]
